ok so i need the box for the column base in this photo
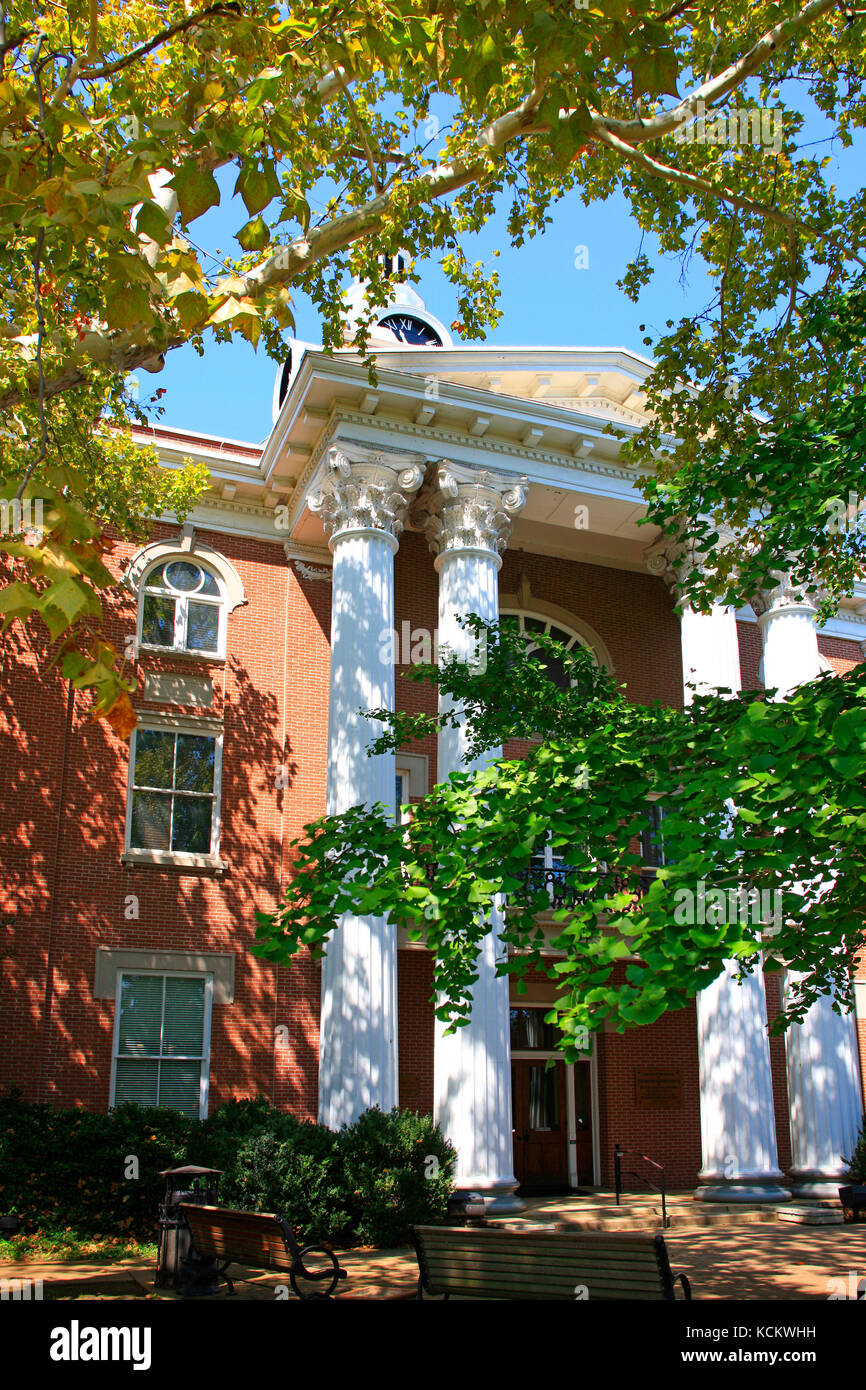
[453,1180,524,1216]
[788,1169,851,1200]
[695,1175,791,1203]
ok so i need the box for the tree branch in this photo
[592,124,850,251]
[0,0,852,413]
[592,0,839,146]
[48,1,243,107]
[0,82,547,409]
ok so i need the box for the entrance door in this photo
[512,1059,568,1192]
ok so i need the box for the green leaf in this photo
[135,200,172,245]
[630,49,679,98]
[236,214,270,251]
[235,161,282,217]
[169,164,220,223]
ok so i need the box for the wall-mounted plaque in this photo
[634,1067,683,1109]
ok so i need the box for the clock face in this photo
[377,313,442,346]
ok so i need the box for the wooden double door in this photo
[511,1059,594,1192]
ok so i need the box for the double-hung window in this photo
[111,971,213,1118]
[126,722,222,865]
[139,558,225,657]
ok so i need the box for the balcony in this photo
[515,861,652,913]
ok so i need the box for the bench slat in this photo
[180,1206,295,1272]
[411,1225,681,1301]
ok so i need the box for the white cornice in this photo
[260,350,649,483]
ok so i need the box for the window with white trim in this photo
[139,557,226,657]
[126,725,222,861]
[111,971,213,1118]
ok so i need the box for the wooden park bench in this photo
[410,1225,692,1301]
[179,1204,347,1300]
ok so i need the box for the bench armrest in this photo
[677,1271,692,1301]
[290,1245,347,1300]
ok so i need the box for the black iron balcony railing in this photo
[421,859,655,912]
[515,862,653,912]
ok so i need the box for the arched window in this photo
[501,609,603,904]
[138,557,225,657]
[500,610,597,691]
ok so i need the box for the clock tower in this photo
[342,252,453,349]
[272,253,451,420]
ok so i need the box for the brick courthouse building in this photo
[2,274,865,1211]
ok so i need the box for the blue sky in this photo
[140,101,863,447]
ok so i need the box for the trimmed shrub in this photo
[219,1126,350,1245]
[337,1106,456,1247]
[0,1091,455,1247]
[0,1089,190,1237]
[190,1095,289,1175]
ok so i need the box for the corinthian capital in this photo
[751,571,819,619]
[308,444,425,543]
[644,522,738,604]
[418,462,529,560]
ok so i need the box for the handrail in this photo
[613,1143,669,1229]
[516,865,654,913]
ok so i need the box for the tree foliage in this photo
[254,619,866,1047]
[639,274,866,616]
[2,0,866,714]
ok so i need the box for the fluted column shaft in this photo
[754,577,864,1194]
[426,465,527,1213]
[311,446,424,1129]
[784,983,863,1195]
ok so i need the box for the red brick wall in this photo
[0,522,327,1117]
[2,526,861,1186]
[398,950,435,1115]
[499,552,684,709]
[765,972,793,1175]
[818,633,864,676]
[737,620,763,691]
[594,965,702,1191]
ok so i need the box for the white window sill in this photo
[137,644,226,665]
[122,849,228,874]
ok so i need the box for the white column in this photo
[309,444,424,1130]
[647,544,790,1201]
[755,577,864,1194]
[686,606,788,1199]
[784,984,863,1196]
[753,576,821,699]
[695,959,788,1200]
[424,464,528,1213]
[680,603,742,702]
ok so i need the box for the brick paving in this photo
[2,1198,864,1300]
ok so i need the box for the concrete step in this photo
[491,1206,784,1233]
